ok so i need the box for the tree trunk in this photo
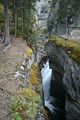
[12,0,15,22]
[14,10,17,37]
[14,0,18,37]
[66,16,68,36]
[21,8,24,33]
[3,0,10,46]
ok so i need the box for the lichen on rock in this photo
[49,35,80,64]
[45,38,80,120]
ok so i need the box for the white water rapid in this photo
[40,57,66,120]
[41,60,56,113]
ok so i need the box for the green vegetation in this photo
[29,64,39,86]
[47,0,80,32]
[11,96,26,120]
[49,35,80,64]
[11,63,41,120]
[0,4,3,14]
[0,3,4,28]
[25,88,40,119]
[0,0,37,48]
[11,91,40,120]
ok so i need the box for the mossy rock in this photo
[24,47,33,58]
[49,35,80,64]
[29,63,39,86]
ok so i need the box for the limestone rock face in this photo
[70,30,80,41]
[45,41,80,120]
[35,0,50,29]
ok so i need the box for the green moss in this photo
[0,4,4,27]
[49,35,80,64]
[0,4,3,15]
[11,62,41,120]
[29,63,39,86]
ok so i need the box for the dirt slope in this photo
[0,38,28,120]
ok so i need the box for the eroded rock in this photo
[45,41,80,120]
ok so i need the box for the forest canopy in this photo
[0,0,37,47]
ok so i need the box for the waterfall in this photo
[41,60,52,100]
[41,60,57,114]
[40,58,66,120]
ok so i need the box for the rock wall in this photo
[45,41,80,120]
[35,0,50,29]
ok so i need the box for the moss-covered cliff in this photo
[45,37,80,120]
[49,35,80,64]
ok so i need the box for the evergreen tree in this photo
[0,0,37,47]
[47,0,80,34]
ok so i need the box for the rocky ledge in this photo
[45,36,80,120]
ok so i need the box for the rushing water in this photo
[40,57,66,120]
[41,61,53,111]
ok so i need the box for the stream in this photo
[39,56,66,120]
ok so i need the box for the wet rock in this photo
[45,41,80,120]
[36,107,46,120]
